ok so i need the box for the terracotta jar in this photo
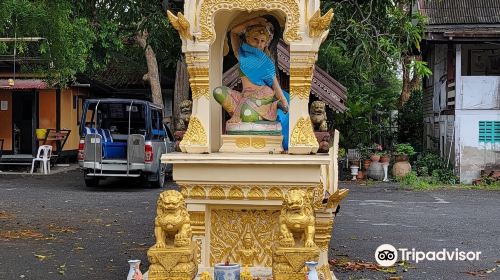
[395,154,408,162]
[393,154,411,177]
[370,154,380,162]
[363,159,371,171]
[357,170,365,180]
[380,155,390,164]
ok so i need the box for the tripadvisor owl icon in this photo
[375,244,398,267]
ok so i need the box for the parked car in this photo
[78,99,174,188]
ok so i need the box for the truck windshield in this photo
[83,102,146,135]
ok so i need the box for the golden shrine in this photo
[148,1,349,279]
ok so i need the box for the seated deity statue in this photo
[213,17,289,137]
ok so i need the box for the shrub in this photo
[415,152,458,184]
[416,153,445,176]
[432,169,459,185]
[356,144,372,160]
[393,143,416,156]
[397,171,432,190]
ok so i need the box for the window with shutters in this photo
[479,121,500,143]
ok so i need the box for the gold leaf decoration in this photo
[187,67,209,100]
[180,186,189,197]
[198,1,301,43]
[251,138,266,149]
[235,137,251,148]
[190,186,207,199]
[228,187,244,199]
[267,187,283,200]
[180,117,207,147]
[308,8,334,37]
[247,187,264,200]
[177,183,324,201]
[289,66,314,99]
[290,117,319,147]
[166,11,192,40]
[208,187,225,199]
[314,219,334,251]
[210,209,281,266]
[317,264,334,280]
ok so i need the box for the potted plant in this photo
[369,143,383,162]
[392,143,416,177]
[356,144,372,171]
[379,151,391,164]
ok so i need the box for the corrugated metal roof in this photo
[419,0,500,25]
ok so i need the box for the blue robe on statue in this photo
[239,43,290,150]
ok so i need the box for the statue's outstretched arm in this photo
[272,77,289,112]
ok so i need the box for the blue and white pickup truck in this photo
[78,99,174,188]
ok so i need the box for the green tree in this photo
[74,0,181,106]
[317,0,429,148]
[0,0,181,107]
[0,0,96,85]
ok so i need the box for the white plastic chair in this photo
[30,145,53,174]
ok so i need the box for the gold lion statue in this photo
[310,100,328,132]
[176,100,193,131]
[279,189,316,248]
[154,190,192,248]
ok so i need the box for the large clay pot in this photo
[367,161,385,180]
[380,155,390,164]
[393,154,411,177]
[363,159,371,171]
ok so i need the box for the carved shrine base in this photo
[272,247,320,280]
[147,244,198,280]
[161,152,340,279]
[219,135,283,153]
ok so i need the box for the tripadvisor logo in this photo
[375,244,482,267]
[375,244,398,267]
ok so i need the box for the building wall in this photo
[461,76,500,109]
[60,88,80,150]
[455,110,500,183]
[1,87,88,154]
[455,44,500,183]
[38,90,56,129]
[432,44,448,113]
[423,115,455,163]
[0,91,12,150]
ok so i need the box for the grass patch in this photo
[397,171,500,191]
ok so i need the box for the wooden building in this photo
[418,0,500,183]
[0,76,89,160]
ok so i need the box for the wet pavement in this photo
[0,170,498,279]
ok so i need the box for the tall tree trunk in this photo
[136,30,163,107]
[399,55,422,107]
[173,57,189,128]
